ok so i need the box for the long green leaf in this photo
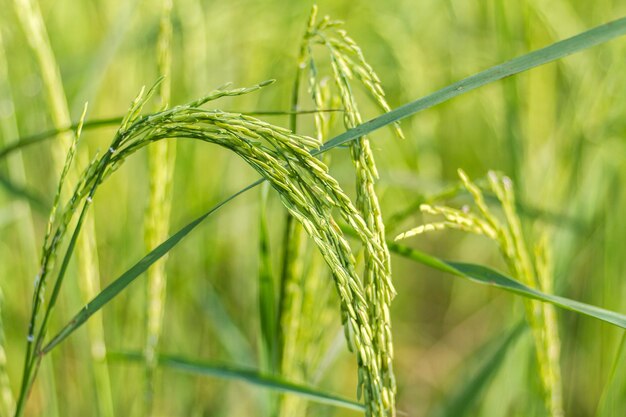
[41,179,263,353]
[44,17,626,352]
[318,16,626,153]
[110,351,364,412]
[387,241,626,329]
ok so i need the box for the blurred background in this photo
[1,0,626,416]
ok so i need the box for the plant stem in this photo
[144,0,175,414]
[12,2,112,414]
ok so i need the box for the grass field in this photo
[1,1,626,416]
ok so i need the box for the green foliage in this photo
[1,2,626,417]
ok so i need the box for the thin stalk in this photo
[144,0,175,413]
[16,124,120,415]
[0,30,39,260]
[0,289,14,417]
[12,2,113,415]
[258,182,278,417]
[0,30,39,417]
[258,183,277,374]
[274,10,315,417]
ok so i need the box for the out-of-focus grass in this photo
[1,0,626,416]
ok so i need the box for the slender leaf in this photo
[318,16,626,153]
[42,179,263,353]
[110,351,364,412]
[388,241,626,329]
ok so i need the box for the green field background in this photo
[1,1,626,416]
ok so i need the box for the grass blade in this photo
[110,351,364,412]
[42,179,263,354]
[318,16,626,152]
[388,241,626,329]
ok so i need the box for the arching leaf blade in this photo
[110,351,364,412]
[41,179,263,354]
[388,241,626,329]
[319,17,626,152]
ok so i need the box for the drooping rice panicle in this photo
[535,235,564,417]
[295,6,404,415]
[396,169,564,417]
